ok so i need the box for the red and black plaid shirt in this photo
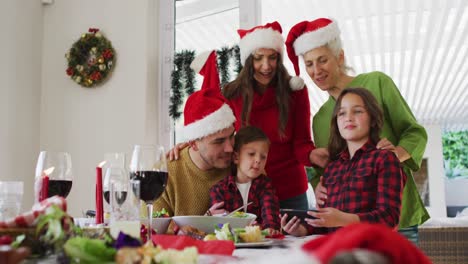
[308,141,406,234]
[209,174,281,230]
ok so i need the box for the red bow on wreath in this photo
[88,28,100,34]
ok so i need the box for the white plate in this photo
[235,239,274,248]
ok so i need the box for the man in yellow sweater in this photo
[154,51,236,217]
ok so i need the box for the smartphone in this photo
[280,209,318,223]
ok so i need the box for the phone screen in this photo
[280,209,318,223]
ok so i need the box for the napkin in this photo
[152,235,235,255]
[0,196,67,228]
[301,223,431,264]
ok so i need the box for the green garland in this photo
[169,45,242,120]
[65,28,115,88]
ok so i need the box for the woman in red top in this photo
[223,21,328,209]
[281,88,406,236]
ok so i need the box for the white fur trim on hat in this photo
[180,103,236,141]
[293,20,340,56]
[239,28,284,65]
[289,76,305,91]
[190,50,213,73]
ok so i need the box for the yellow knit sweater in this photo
[153,147,229,216]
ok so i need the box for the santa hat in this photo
[238,21,284,66]
[180,50,236,142]
[286,18,340,75]
[301,223,431,264]
[238,21,305,91]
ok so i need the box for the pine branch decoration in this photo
[169,45,242,120]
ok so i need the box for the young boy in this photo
[209,126,281,235]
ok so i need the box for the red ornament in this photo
[102,49,113,59]
[90,71,102,81]
[88,28,100,34]
[66,67,74,76]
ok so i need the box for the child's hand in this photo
[280,214,307,237]
[205,201,225,216]
[305,207,359,227]
[265,228,281,236]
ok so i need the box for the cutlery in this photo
[224,202,253,217]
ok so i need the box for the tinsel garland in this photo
[169,45,242,120]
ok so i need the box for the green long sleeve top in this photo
[312,71,430,228]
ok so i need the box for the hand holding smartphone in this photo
[280,208,318,223]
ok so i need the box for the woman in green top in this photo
[285,18,429,243]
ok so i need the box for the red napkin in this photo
[95,166,104,224]
[266,233,285,239]
[152,235,235,255]
[302,223,431,264]
[0,196,67,228]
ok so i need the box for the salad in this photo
[152,208,170,218]
[204,223,267,243]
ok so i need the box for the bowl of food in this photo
[214,212,257,229]
[172,213,256,234]
[141,208,172,234]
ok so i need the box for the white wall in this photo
[39,0,160,216]
[0,1,43,212]
[423,124,447,218]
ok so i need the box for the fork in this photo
[223,202,253,217]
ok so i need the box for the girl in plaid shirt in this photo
[209,126,281,235]
[281,88,406,236]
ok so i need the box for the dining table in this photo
[21,234,320,264]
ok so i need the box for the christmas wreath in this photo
[65,28,115,88]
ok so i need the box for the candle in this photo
[39,167,55,202]
[96,161,106,224]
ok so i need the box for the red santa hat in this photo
[238,21,284,66]
[238,21,306,91]
[301,223,431,264]
[286,18,340,75]
[180,50,236,142]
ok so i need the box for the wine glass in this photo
[35,151,73,201]
[103,152,127,218]
[129,145,168,243]
[104,166,128,211]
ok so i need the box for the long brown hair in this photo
[328,87,383,160]
[223,53,292,136]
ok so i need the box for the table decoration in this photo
[65,28,116,88]
[95,161,106,224]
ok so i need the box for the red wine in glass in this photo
[104,191,128,206]
[129,171,168,203]
[47,180,73,198]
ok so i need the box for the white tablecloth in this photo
[229,235,321,264]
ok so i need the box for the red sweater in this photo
[226,86,315,200]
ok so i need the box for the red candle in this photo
[39,167,54,202]
[39,175,49,202]
[95,161,106,224]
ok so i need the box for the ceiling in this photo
[176,0,468,131]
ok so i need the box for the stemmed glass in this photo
[129,145,168,243]
[103,153,127,215]
[35,151,73,201]
[104,166,128,213]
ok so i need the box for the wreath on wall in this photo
[169,45,241,120]
[65,28,116,88]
